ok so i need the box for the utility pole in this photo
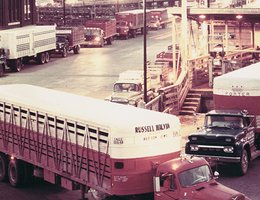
[143,0,148,103]
[63,0,66,26]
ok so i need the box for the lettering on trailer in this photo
[224,85,250,96]
[135,123,170,133]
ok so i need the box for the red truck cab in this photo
[154,156,249,200]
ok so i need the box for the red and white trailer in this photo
[0,84,249,199]
[0,84,181,199]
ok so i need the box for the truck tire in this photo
[73,45,80,54]
[162,23,167,29]
[236,149,249,176]
[124,34,129,40]
[132,30,137,38]
[36,52,46,64]
[106,37,112,45]
[0,153,8,182]
[9,59,22,72]
[8,159,24,187]
[45,52,50,63]
[62,48,68,57]
[0,64,4,77]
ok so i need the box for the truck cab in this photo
[154,156,249,200]
[84,27,104,47]
[106,70,155,106]
[56,35,70,57]
[116,20,130,39]
[109,80,144,106]
[185,109,260,175]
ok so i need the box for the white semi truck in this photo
[0,25,56,72]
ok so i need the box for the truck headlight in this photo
[223,146,234,153]
[225,138,232,142]
[128,100,136,106]
[191,136,197,141]
[95,37,101,42]
[190,144,199,151]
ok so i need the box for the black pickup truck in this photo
[185,109,260,175]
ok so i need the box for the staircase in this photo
[179,89,202,115]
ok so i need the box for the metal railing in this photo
[145,49,255,114]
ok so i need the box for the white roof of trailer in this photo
[214,62,260,96]
[0,25,55,33]
[116,9,145,14]
[0,84,180,136]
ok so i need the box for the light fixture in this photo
[199,15,206,19]
[236,15,243,20]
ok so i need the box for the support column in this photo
[180,0,187,71]
[172,16,177,82]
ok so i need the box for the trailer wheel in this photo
[132,30,137,38]
[36,52,46,64]
[236,149,249,176]
[0,153,8,182]
[45,52,50,63]
[8,159,24,187]
[73,45,80,54]
[106,38,112,45]
[10,59,22,72]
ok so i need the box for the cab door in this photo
[154,173,179,200]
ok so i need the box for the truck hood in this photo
[192,127,243,138]
[188,181,246,200]
[111,92,140,101]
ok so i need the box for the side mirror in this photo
[153,177,160,193]
[214,171,219,179]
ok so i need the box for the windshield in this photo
[56,36,67,43]
[206,115,244,129]
[179,165,211,187]
[85,29,101,36]
[116,21,127,26]
[114,83,140,92]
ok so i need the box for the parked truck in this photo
[115,9,151,39]
[54,26,85,57]
[0,84,249,200]
[0,25,56,72]
[105,70,158,106]
[83,18,117,47]
[185,62,260,175]
[149,8,169,30]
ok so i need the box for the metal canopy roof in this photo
[170,7,260,23]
